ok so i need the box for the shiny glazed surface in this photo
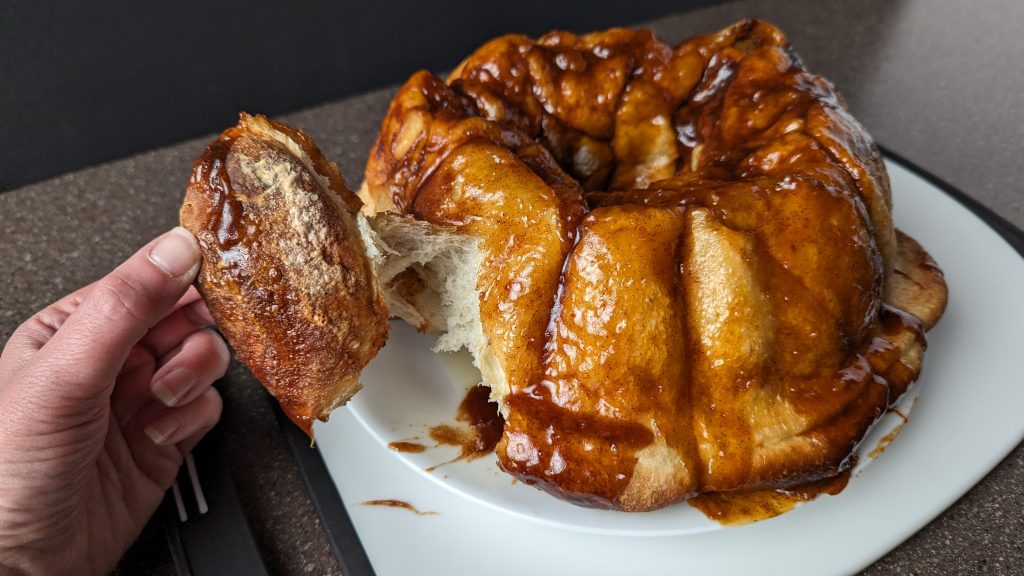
[181,114,389,435]
[362,20,946,511]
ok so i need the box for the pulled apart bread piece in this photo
[180,113,389,436]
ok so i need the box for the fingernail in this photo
[149,227,200,278]
[145,413,182,445]
[152,368,196,407]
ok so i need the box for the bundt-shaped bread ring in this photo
[362,19,946,511]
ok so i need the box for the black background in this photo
[0,0,719,191]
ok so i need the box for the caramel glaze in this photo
[867,423,905,461]
[428,385,504,468]
[867,396,916,460]
[389,441,428,453]
[360,499,438,516]
[690,468,851,525]
[181,114,389,437]
[362,20,944,511]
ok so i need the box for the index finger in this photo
[25,228,201,402]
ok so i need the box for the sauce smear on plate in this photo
[361,499,438,515]
[689,470,852,525]
[427,385,503,470]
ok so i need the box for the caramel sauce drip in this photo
[388,441,428,453]
[360,499,438,516]
[427,385,504,468]
[867,424,905,461]
[499,392,656,509]
[689,469,851,525]
[867,397,916,460]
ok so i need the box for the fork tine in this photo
[171,480,188,522]
[184,452,209,515]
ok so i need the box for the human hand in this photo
[0,228,228,575]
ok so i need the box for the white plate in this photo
[314,158,1024,574]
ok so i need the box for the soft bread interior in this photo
[357,212,486,356]
[356,214,515,406]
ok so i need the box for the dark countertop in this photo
[2,0,1022,573]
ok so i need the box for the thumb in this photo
[32,227,202,400]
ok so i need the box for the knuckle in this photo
[14,292,84,347]
[16,312,59,346]
[94,273,153,325]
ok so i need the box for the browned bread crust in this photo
[362,20,948,510]
[889,230,948,330]
[180,113,389,436]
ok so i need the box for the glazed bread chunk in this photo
[361,19,948,510]
[180,113,389,436]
